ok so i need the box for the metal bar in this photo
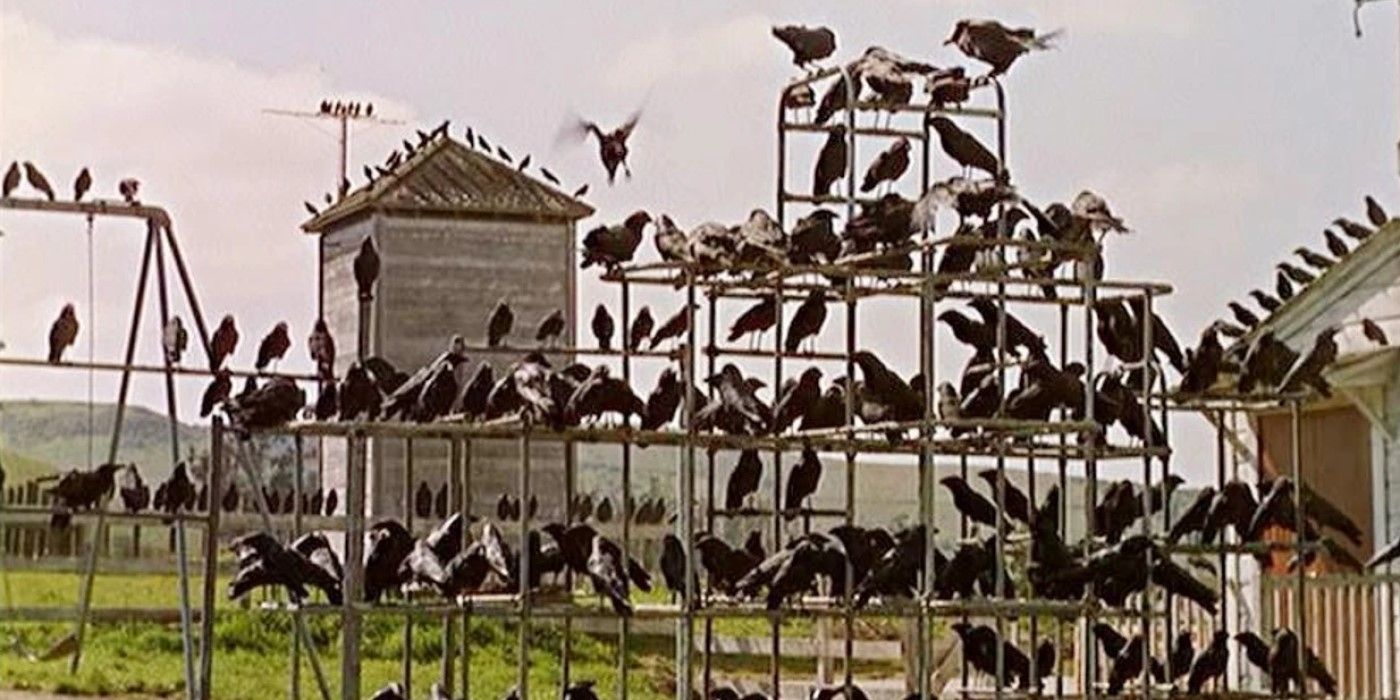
[342,433,366,700]
[70,224,155,674]
[679,265,698,700]
[199,419,225,700]
[160,224,216,369]
[292,434,305,700]
[0,196,173,222]
[620,277,633,700]
[403,438,415,697]
[0,355,324,382]
[517,432,532,700]
[152,225,199,700]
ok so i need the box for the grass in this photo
[0,571,908,699]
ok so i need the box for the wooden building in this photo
[302,135,592,520]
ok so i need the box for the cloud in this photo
[0,12,409,413]
[604,12,774,91]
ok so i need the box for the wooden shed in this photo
[302,135,593,520]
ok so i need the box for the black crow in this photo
[23,162,54,200]
[940,475,1001,529]
[725,449,763,510]
[1187,630,1229,693]
[210,315,239,371]
[575,113,641,184]
[47,303,78,363]
[813,126,848,197]
[255,322,291,370]
[1277,326,1338,397]
[976,469,1031,524]
[785,289,828,353]
[353,237,380,301]
[629,306,655,351]
[771,25,836,68]
[789,209,841,265]
[640,366,684,430]
[73,167,91,202]
[591,305,614,350]
[929,117,1000,177]
[862,137,910,193]
[535,309,566,347]
[729,296,777,344]
[1336,216,1374,241]
[201,369,233,418]
[774,367,822,432]
[650,304,694,350]
[945,19,1059,76]
[783,447,822,516]
[1,162,18,197]
[224,377,305,434]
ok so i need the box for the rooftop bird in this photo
[1366,195,1390,226]
[211,315,239,371]
[581,210,652,270]
[23,162,54,200]
[1228,302,1260,329]
[1277,326,1338,397]
[2,162,18,197]
[726,449,763,510]
[591,305,614,350]
[785,288,828,353]
[354,237,380,301]
[1335,217,1374,241]
[487,299,514,347]
[1276,271,1294,301]
[535,309,566,348]
[1324,228,1350,258]
[1178,325,1223,395]
[861,137,910,193]
[48,304,79,363]
[1249,290,1281,313]
[1363,317,1388,345]
[930,117,1000,177]
[1277,262,1316,286]
[771,25,837,69]
[946,19,1060,76]
[255,322,292,370]
[813,125,848,196]
[1294,246,1335,271]
[73,167,91,202]
[574,112,642,184]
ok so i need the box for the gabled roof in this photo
[1243,219,1400,347]
[301,136,593,233]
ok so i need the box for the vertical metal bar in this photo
[343,432,367,700]
[917,105,935,700]
[160,225,215,365]
[620,279,633,700]
[150,226,199,700]
[1215,410,1229,694]
[772,280,787,690]
[199,419,225,700]
[70,225,155,674]
[1291,399,1306,700]
[442,438,460,698]
[292,434,305,700]
[703,289,718,700]
[462,439,473,700]
[403,438,415,697]
[562,438,575,694]
[1138,291,1155,700]
[679,268,698,700]
[518,432,533,700]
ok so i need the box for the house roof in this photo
[1242,219,1400,346]
[301,136,593,233]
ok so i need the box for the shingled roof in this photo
[301,136,593,233]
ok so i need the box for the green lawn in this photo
[0,571,905,699]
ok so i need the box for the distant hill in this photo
[0,400,207,485]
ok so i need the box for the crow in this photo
[1238,331,1298,394]
[774,367,822,432]
[652,214,691,263]
[1363,318,1388,345]
[200,369,233,418]
[659,533,690,596]
[290,532,345,599]
[1295,246,1335,271]
[535,309,566,348]
[937,309,995,352]
[969,296,1046,358]
[940,475,1001,529]
[813,126,848,197]
[48,462,122,528]
[1228,302,1260,329]
[946,19,1060,76]
[434,483,449,518]
[565,365,645,426]
[574,112,641,184]
[650,304,695,350]
[1168,631,1194,683]
[785,288,828,353]
[1177,325,1222,395]
[640,367,684,430]
[73,167,91,201]
[975,469,1031,524]
[1187,630,1229,693]
[485,300,514,348]
[1072,191,1129,235]
[210,315,240,371]
[23,162,55,200]
[224,377,306,434]
[929,117,1000,177]
[952,622,1032,689]
[353,237,380,301]
[1277,261,1316,286]
[725,449,763,510]
[801,383,846,431]
[735,208,787,271]
[789,209,842,265]
[1269,629,1303,695]
[1235,631,1271,678]
[771,25,837,68]
[862,137,911,193]
[1203,480,1258,543]
[338,362,381,420]
[47,304,79,363]
[1277,272,1294,301]
[1,162,18,197]
[729,296,777,345]
[591,305,614,350]
[696,364,772,435]
[308,319,335,378]
[255,322,292,370]
[1277,326,1338,397]
[629,306,655,351]
[1336,217,1374,241]
[1168,486,1216,542]
[783,447,822,516]
[582,210,652,270]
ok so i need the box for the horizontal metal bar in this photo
[0,606,204,623]
[782,123,927,139]
[702,346,849,362]
[709,507,849,519]
[1,196,172,225]
[457,343,677,360]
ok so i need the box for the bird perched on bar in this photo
[696,363,772,435]
[1324,228,1350,258]
[789,209,841,265]
[783,448,823,517]
[652,214,691,263]
[338,362,382,420]
[513,351,562,428]
[73,167,91,202]
[650,303,695,350]
[118,178,140,204]
[969,296,1046,358]
[951,622,1033,690]
[813,125,848,197]
[565,365,645,426]
[224,377,306,435]
[581,210,652,270]
[591,305,614,351]
[414,481,432,519]
[771,25,836,70]
[163,316,188,366]
[851,350,922,427]
[210,315,240,371]
[946,19,1060,76]
[856,136,912,193]
[229,531,342,604]
[1186,630,1229,693]
[486,299,514,348]
[640,367,684,430]
[735,208,787,271]
[1072,190,1128,235]
[117,464,149,513]
[47,303,78,363]
[774,366,822,433]
[1227,302,1260,329]
[536,309,566,348]
[200,369,232,418]
[1294,246,1335,271]
[157,461,197,523]
[1177,324,1223,395]
[255,322,291,370]
[1335,216,1374,241]
[976,469,1031,525]
[813,63,863,126]
[290,532,344,598]
[940,475,1003,530]
[728,295,777,346]
[1277,262,1316,286]
[47,462,122,528]
[687,221,740,272]
[785,288,828,353]
[23,162,54,200]
[308,319,335,378]
[726,449,763,510]
[570,111,642,184]
[930,117,1000,178]
[1,162,18,197]
[353,237,380,302]
[1275,272,1294,301]
[362,519,413,602]
[1276,326,1338,397]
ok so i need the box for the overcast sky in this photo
[2,1,1399,481]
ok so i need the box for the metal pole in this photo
[403,438,416,698]
[343,432,367,700]
[679,268,698,700]
[199,419,225,700]
[70,225,155,673]
[518,432,533,700]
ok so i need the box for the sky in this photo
[2,1,1399,482]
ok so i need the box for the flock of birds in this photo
[10,16,1400,700]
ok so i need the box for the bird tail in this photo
[48,347,62,364]
[1031,28,1064,50]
